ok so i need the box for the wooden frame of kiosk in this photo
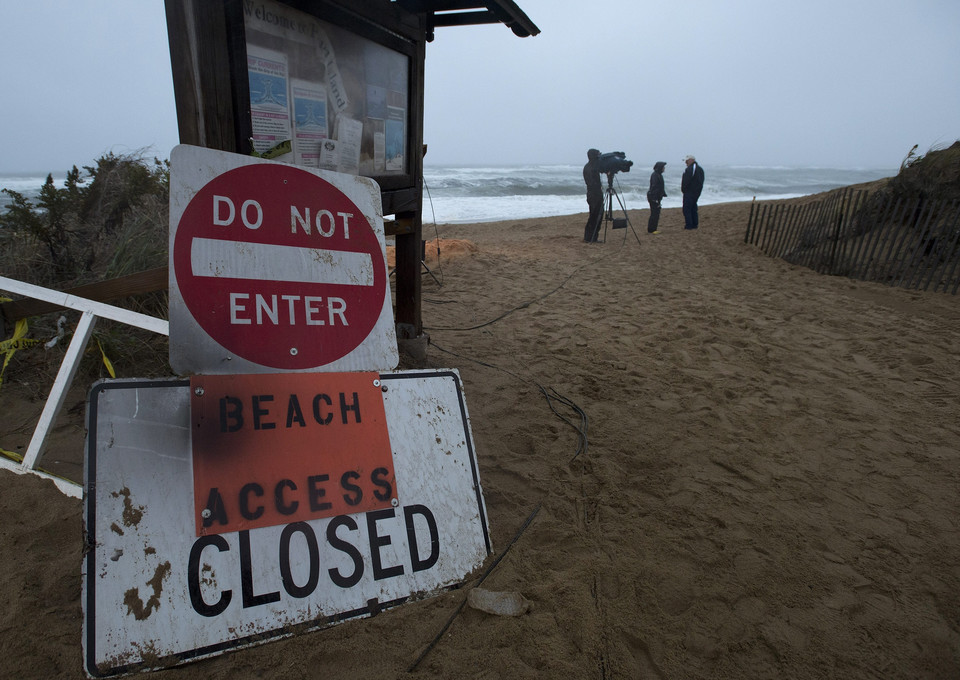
[163,0,538,352]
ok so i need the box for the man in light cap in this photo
[680,154,705,229]
[583,148,603,242]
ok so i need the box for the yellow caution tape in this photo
[2,316,119,388]
[0,318,38,350]
[1,315,32,456]
[0,319,41,389]
[0,337,41,352]
[0,447,23,464]
[96,338,116,379]
[0,314,26,456]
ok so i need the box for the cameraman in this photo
[583,148,603,242]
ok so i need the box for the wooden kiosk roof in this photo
[397,0,540,39]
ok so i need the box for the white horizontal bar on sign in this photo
[190,238,375,286]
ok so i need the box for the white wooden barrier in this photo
[0,275,169,498]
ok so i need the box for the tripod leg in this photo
[603,189,614,242]
[612,187,642,247]
[421,260,440,285]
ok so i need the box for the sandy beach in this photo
[2,199,959,678]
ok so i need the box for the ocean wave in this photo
[3,165,896,223]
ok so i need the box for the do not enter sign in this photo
[169,145,398,374]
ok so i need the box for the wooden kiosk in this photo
[163,0,539,354]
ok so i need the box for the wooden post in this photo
[772,203,796,259]
[923,201,960,292]
[800,192,835,270]
[754,204,768,248]
[394,210,423,340]
[873,197,920,283]
[783,202,811,259]
[744,198,756,245]
[845,190,881,280]
[862,195,906,283]
[0,267,169,323]
[897,199,941,288]
[781,202,813,263]
[888,199,933,285]
[759,204,778,253]
[829,188,859,276]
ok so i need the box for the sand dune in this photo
[2,200,959,678]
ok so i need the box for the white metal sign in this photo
[82,370,489,676]
[168,144,398,375]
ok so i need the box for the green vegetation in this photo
[1,152,169,288]
[1,153,172,384]
[886,141,960,203]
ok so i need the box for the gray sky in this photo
[1,0,957,174]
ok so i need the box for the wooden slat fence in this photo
[744,189,960,294]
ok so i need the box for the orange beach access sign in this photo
[191,372,396,536]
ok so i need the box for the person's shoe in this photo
[651,230,660,234]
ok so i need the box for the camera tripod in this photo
[600,173,641,246]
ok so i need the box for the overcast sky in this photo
[1,0,957,174]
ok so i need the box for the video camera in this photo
[598,151,633,174]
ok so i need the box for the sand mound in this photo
[3,203,960,678]
[887,140,960,201]
[387,237,477,269]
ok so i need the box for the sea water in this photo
[1,164,896,225]
[421,164,897,224]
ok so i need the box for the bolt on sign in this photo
[82,371,490,676]
[168,144,398,375]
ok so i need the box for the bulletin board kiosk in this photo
[163,0,539,351]
[79,4,541,674]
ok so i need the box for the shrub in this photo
[1,152,172,385]
[0,152,169,289]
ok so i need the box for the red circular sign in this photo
[173,164,386,369]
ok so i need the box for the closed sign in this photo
[83,371,489,676]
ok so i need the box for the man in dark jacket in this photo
[583,148,603,242]
[680,154,705,229]
[647,161,667,233]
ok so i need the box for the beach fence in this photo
[744,188,960,294]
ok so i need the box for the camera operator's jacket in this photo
[583,159,602,203]
[647,166,667,203]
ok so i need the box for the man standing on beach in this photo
[681,154,705,229]
[583,148,603,242]
[647,161,667,233]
